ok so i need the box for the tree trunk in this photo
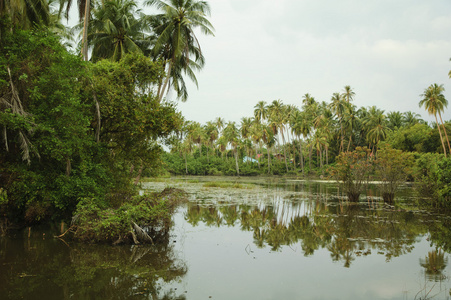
[308,145,312,173]
[158,60,173,102]
[81,0,91,61]
[234,148,240,176]
[438,111,451,154]
[435,114,447,157]
[268,146,271,174]
[297,136,304,175]
[281,130,288,172]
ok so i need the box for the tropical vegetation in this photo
[0,0,214,240]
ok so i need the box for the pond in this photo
[2,177,451,300]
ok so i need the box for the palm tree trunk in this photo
[158,60,173,102]
[234,148,240,176]
[281,130,288,172]
[308,145,312,173]
[297,136,304,175]
[326,145,329,165]
[435,115,447,157]
[267,146,271,174]
[346,135,352,152]
[81,0,91,61]
[438,111,451,154]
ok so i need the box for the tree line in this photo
[165,84,450,176]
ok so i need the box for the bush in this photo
[414,153,451,210]
[72,188,187,244]
[328,147,373,202]
[374,145,414,203]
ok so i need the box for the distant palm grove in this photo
[1,0,451,235]
[164,85,451,176]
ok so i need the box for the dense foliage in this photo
[0,28,179,232]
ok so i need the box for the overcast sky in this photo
[163,0,451,125]
[68,0,451,125]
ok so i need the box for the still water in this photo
[2,177,451,300]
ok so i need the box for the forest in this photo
[1,0,451,242]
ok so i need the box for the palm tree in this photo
[343,104,359,152]
[223,121,240,175]
[328,92,346,153]
[215,117,225,135]
[63,0,92,60]
[262,124,275,174]
[342,85,355,103]
[386,111,404,130]
[362,106,391,153]
[268,100,289,172]
[204,121,218,162]
[254,101,267,124]
[240,117,253,158]
[402,111,423,127]
[419,83,451,156]
[145,0,214,102]
[1,0,50,29]
[86,0,148,61]
[313,106,333,164]
[249,121,263,168]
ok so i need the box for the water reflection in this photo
[0,228,187,300]
[183,182,445,268]
[420,249,449,282]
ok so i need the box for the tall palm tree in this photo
[249,120,263,168]
[86,0,148,61]
[254,101,267,124]
[268,100,289,172]
[419,83,451,155]
[329,92,346,153]
[342,85,355,103]
[63,0,92,60]
[362,106,390,153]
[262,124,275,174]
[145,0,214,102]
[314,106,333,164]
[223,121,240,176]
[240,117,253,158]
[343,104,359,152]
[204,121,218,162]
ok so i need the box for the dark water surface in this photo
[2,177,451,299]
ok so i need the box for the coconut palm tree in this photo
[249,120,263,168]
[402,111,423,127]
[204,121,218,162]
[1,0,50,29]
[145,0,214,102]
[342,85,355,103]
[85,0,148,61]
[254,101,268,124]
[223,121,240,175]
[262,124,275,174]
[419,83,450,155]
[268,100,289,172]
[362,106,391,153]
[328,92,346,153]
[386,111,404,130]
[343,103,359,152]
[240,117,253,158]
